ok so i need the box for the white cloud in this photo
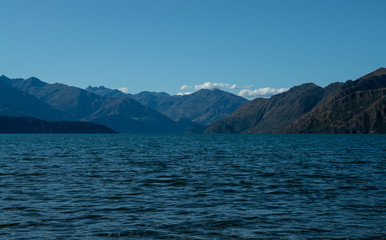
[180,84,189,90]
[118,87,129,93]
[178,82,241,95]
[177,91,193,96]
[180,82,241,91]
[178,81,288,99]
[238,87,289,98]
[243,84,254,89]
[193,82,238,91]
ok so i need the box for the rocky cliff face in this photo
[287,69,386,133]
[206,68,386,134]
[205,83,325,133]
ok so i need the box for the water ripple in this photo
[0,134,385,239]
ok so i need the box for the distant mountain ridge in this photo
[0,76,198,133]
[86,86,249,125]
[2,68,384,134]
[85,86,129,99]
[0,77,68,120]
[206,68,386,134]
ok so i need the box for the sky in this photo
[1,0,385,98]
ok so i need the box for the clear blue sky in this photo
[1,0,385,98]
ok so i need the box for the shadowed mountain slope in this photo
[8,78,106,119]
[86,87,249,125]
[85,97,189,133]
[206,68,386,134]
[86,86,130,99]
[287,68,386,133]
[0,76,68,120]
[159,89,249,125]
[206,83,324,133]
[1,76,195,133]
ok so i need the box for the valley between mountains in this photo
[0,68,385,133]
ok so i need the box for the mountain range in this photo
[85,87,248,125]
[205,67,386,134]
[1,68,384,134]
[0,75,246,133]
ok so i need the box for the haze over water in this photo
[0,134,385,239]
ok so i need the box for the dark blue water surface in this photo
[0,134,385,239]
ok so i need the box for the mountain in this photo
[84,97,189,133]
[85,86,130,99]
[0,76,68,120]
[0,116,116,133]
[206,83,324,133]
[206,68,386,134]
[86,87,249,125]
[131,91,175,114]
[154,89,249,125]
[287,68,386,133]
[7,78,106,119]
[0,76,195,133]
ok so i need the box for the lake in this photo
[0,134,385,239]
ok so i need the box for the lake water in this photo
[0,134,385,239]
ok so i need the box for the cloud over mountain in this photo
[238,87,289,98]
[118,87,129,93]
[179,82,288,99]
[177,91,193,96]
[181,82,239,91]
